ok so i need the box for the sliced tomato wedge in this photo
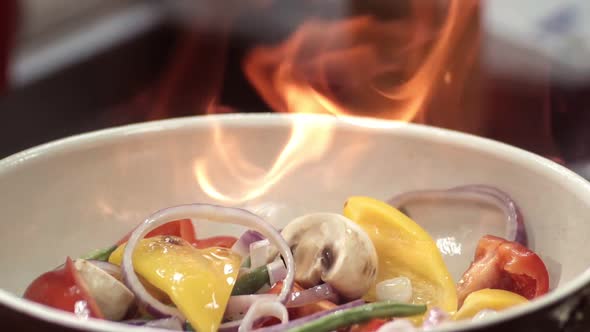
[23,257,103,318]
[457,235,549,305]
[116,219,196,245]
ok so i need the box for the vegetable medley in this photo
[24,186,550,332]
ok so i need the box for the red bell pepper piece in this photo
[192,235,237,249]
[351,319,388,332]
[457,235,549,305]
[23,257,103,319]
[117,218,236,249]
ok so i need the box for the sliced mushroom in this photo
[280,213,378,299]
[74,259,135,321]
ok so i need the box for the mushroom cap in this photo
[280,213,378,299]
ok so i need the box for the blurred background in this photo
[0,0,589,179]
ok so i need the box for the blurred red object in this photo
[0,0,18,93]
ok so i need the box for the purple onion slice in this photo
[267,260,287,286]
[250,239,272,269]
[225,283,338,321]
[225,294,277,321]
[231,230,265,257]
[388,184,527,246]
[288,283,339,308]
[121,204,295,320]
[451,185,526,246]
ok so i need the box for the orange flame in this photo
[196,0,480,203]
[244,0,478,121]
[194,114,333,203]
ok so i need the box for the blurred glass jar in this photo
[482,0,590,177]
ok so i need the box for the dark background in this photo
[0,1,588,179]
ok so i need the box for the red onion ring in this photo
[238,298,289,332]
[225,295,277,321]
[225,283,338,320]
[121,204,295,320]
[388,184,527,246]
[452,185,526,246]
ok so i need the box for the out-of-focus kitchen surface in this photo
[11,0,168,86]
[0,0,177,156]
[0,0,589,179]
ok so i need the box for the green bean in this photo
[241,256,251,268]
[231,265,269,295]
[80,245,118,261]
[286,301,426,332]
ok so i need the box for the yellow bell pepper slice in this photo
[343,196,457,313]
[453,289,528,320]
[109,235,240,332]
